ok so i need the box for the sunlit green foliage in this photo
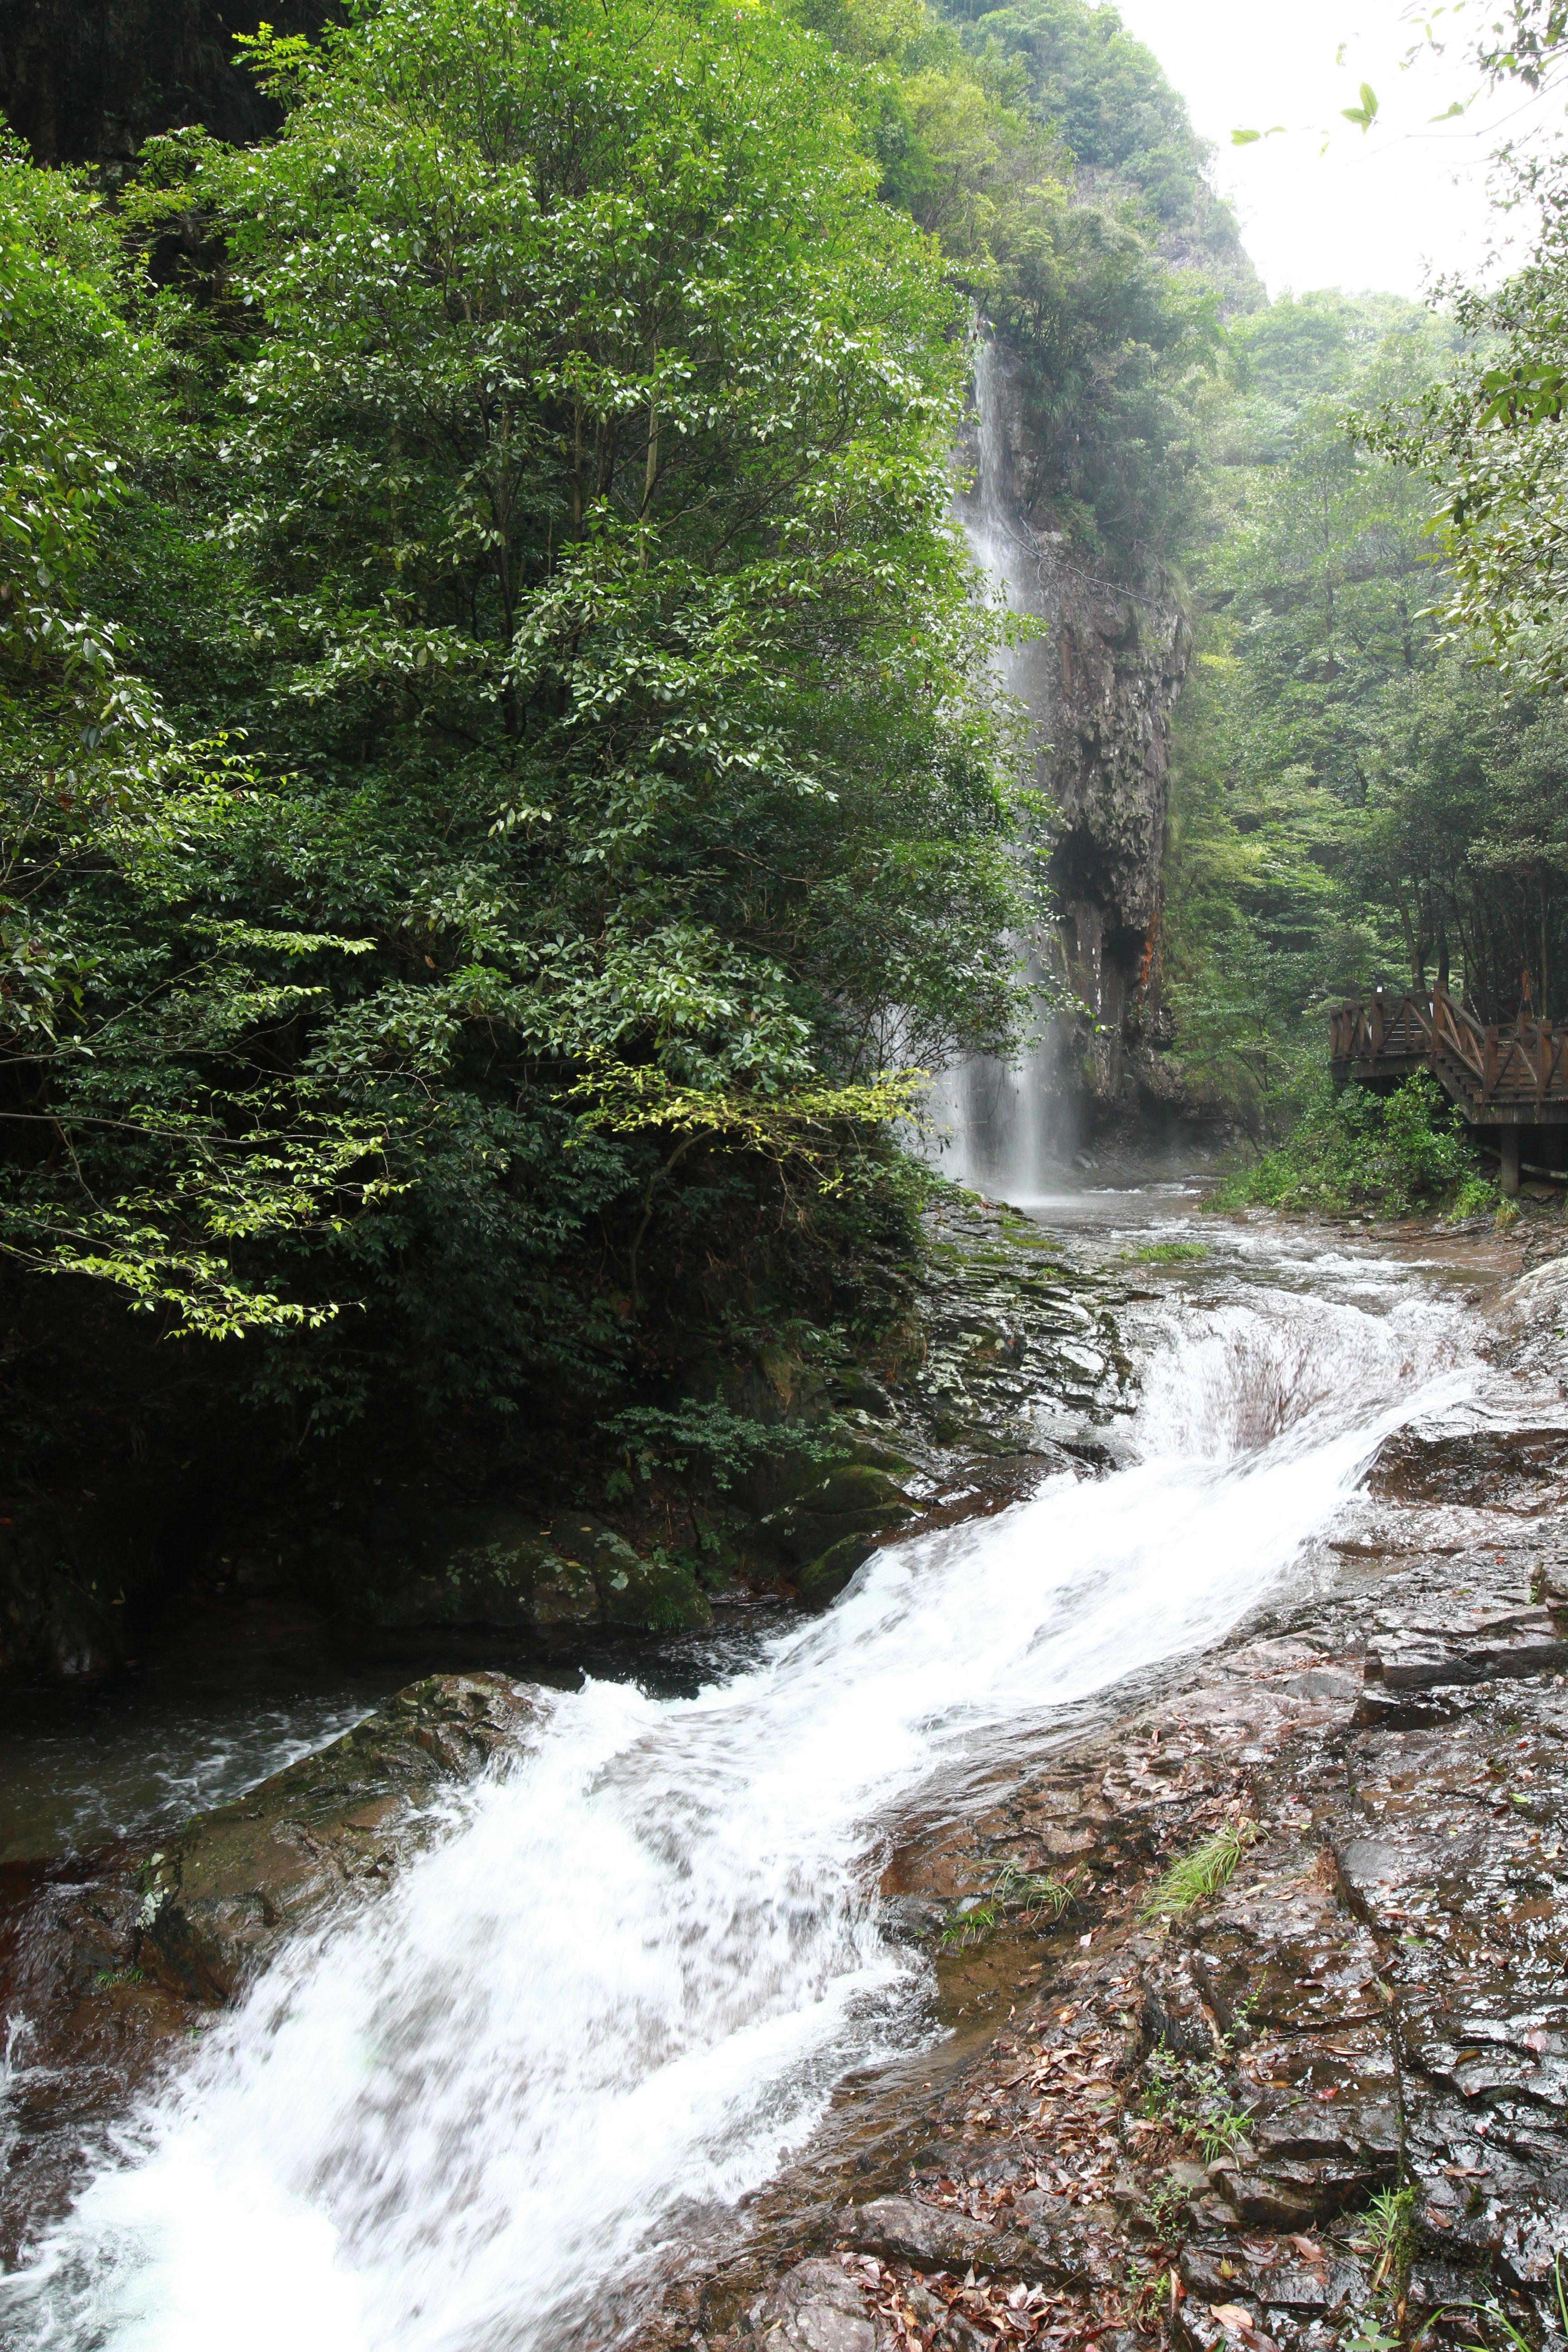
[1,0,1039,1439]
[0,0,1272,1468]
[0,137,399,1336]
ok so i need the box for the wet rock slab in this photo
[135,1668,539,2002]
[743,2259,891,2352]
[0,1669,538,2261]
[1363,1600,1568,1690]
[681,1395,1568,2352]
[1368,1425,1568,1513]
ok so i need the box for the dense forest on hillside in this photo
[1166,287,1568,1132]
[1155,0,1568,1198]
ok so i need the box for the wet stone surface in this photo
[905,1200,1132,1462]
[0,1198,1132,2276]
[644,1357,1568,2352]
[132,1668,541,2004]
[6,1216,1568,2348]
[0,1670,537,2260]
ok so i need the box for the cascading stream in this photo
[4,1263,1477,2352]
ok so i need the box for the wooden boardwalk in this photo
[1329,987,1568,1190]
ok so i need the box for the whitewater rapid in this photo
[4,1262,1477,2352]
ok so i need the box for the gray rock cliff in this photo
[959,334,1192,1127]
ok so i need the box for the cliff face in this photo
[0,0,341,167]
[960,334,1192,1128]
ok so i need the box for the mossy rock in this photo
[796,1533,881,1610]
[317,1502,709,1637]
[806,1462,916,1517]
[595,1544,712,1633]
[762,1463,917,1569]
[831,1367,897,1419]
[137,1671,540,2003]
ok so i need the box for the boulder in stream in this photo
[216,1498,713,1638]
[764,1460,921,1611]
[135,1670,539,2004]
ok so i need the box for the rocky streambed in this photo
[690,1241,1568,2352]
[0,1191,1132,2274]
[3,1199,1566,2352]
[718,1549,1568,2352]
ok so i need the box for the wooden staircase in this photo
[1329,988,1568,1194]
[1329,988,1568,1123]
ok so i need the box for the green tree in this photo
[1168,263,1568,1155]
[1367,1,1568,694]
[1163,295,1455,1125]
[1,0,1035,1438]
[0,134,394,1336]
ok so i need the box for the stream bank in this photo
[0,1187,1124,1684]
[0,1190,1130,2267]
[721,1549,1568,2352]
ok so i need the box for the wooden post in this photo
[1501,1127,1521,1197]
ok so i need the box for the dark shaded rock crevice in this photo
[0,0,343,169]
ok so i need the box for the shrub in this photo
[1211,1074,1484,1220]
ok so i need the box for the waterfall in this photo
[928,333,1069,1200]
[4,1256,1477,2352]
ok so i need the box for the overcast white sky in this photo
[1107,0,1564,299]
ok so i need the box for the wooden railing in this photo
[1329,987,1568,1117]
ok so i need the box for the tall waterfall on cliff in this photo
[926,335,1069,1199]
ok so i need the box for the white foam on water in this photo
[2,1274,1475,2352]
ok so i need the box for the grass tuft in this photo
[1197,2107,1253,2164]
[938,1861,1078,1950]
[1139,2043,1254,2175]
[1366,2184,1416,2297]
[1140,1818,1259,1921]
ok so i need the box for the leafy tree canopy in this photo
[1,0,1036,1445]
[1162,284,1568,1136]
[791,0,1236,570]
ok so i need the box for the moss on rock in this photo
[136,1671,539,2003]
[796,1533,882,1610]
